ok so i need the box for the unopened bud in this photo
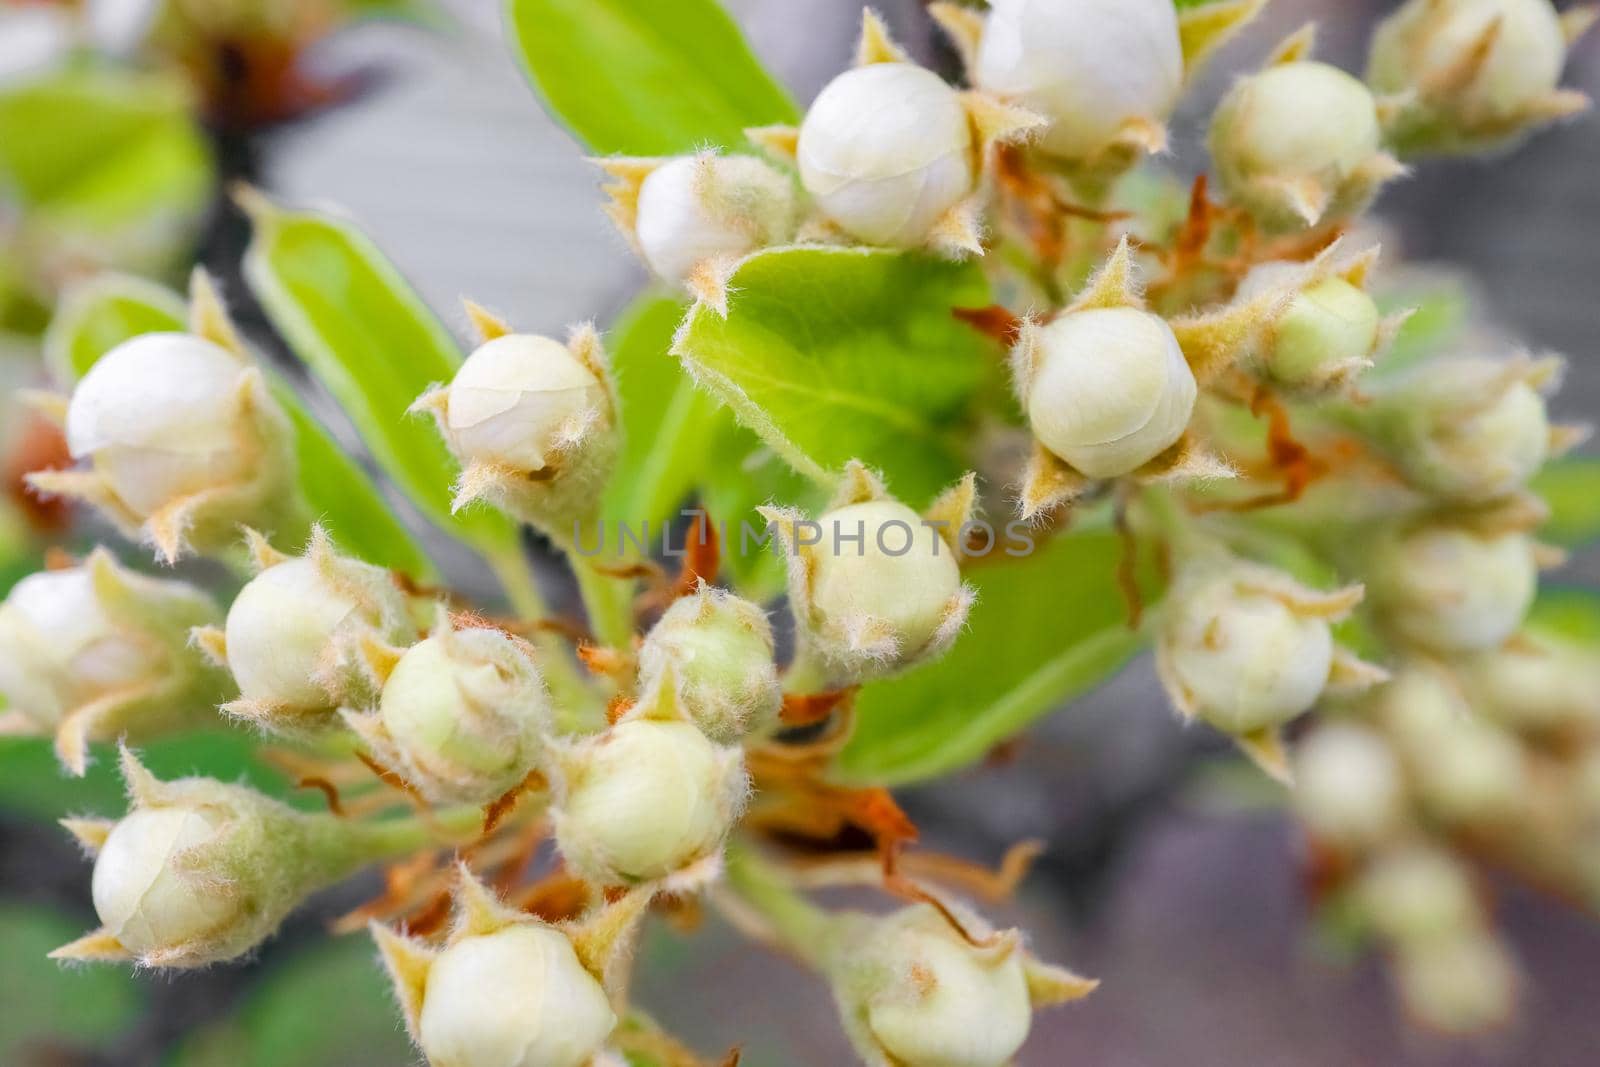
[799,62,976,248]
[974,0,1181,165]
[1016,308,1197,479]
[1365,521,1537,653]
[1395,930,1518,1035]
[553,694,747,887]
[1239,266,1382,393]
[1365,355,1556,502]
[1358,845,1482,946]
[1412,714,1528,825]
[1457,630,1600,735]
[414,324,617,532]
[346,618,550,805]
[637,583,781,743]
[1292,722,1406,848]
[1209,58,1397,230]
[1369,0,1588,155]
[197,529,417,735]
[0,549,227,773]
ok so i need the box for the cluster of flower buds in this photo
[193,527,418,737]
[25,271,303,562]
[1208,27,1407,231]
[373,866,650,1067]
[343,607,551,805]
[1368,0,1597,156]
[762,462,974,687]
[413,304,617,538]
[0,548,229,774]
[55,747,442,967]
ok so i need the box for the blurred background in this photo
[1,0,1597,1064]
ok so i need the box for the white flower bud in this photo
[210,531,416,733]
[1159,566,1345,735]
[798,63,976,247]
[91,806,236,959]
[416,326,617,529]
[1358,846,1482,946]
[1365,523,1537,653]
[1367,356,1553,502]
[1292,723,1406,848]
[0,7,73,82]
[632,153,796,284]
[637,585,781,743]
[365,626,550,804]
[1457,631,1600,734]
[975,0,1182,163]
[1019,308,1197,479]
[1240,267,1381,392]
[418,924,615,1067]
[1395,931,1517,1035]
[1209,61,1389,229]
[0,550,226,772]
[554,718,747,886]
[1411,716,1528,824]
[1369,0,1578,154]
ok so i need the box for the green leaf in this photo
[164,938,416,1067]
[0,905,144,1063]
[1533,457,1600,550]
[674,248,1000,507]
[0,730,301,823]
[835,527,1156,787]
[505,0,798,154]
[43,273,436,578]
[241,196,517,559]
[0,69,212,280]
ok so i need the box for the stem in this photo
[722,840,838,969]
[487,546,602,731]
[572,555,637,651]
[301,804,483,885]
[781,639,834,696]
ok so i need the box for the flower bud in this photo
[602,152,797,289]
[56,747,422,967]
[1364,355,1556,502]
[1394,931,1517,1035]
[1357,845,1482,946]
[36,327,299,561]
[1239,266,1382,393]
[636,583,781,743]
[1017,307,1197,479]
[1209,54,1398,230]
[1292,722,1406,849]
[763,465,975,685]
[1364,521,1537,653]
[798,62,976,248]
[0,549,227,773]
[974,0,1182,165]
[0,7,73,82]
[553,692,748,887]
[1411,715,1528,825]
[1158,563,1375,738]
[373,867,648,1067]
[414,322,617,532]
[197,528,417,735]
[345,617,551,805]
[1369,0,1588,155]
[830,902,1095,1067]
[1456,630,1600,735]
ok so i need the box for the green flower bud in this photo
[552,691,747,887]
[829,902,1096,1067]
[1209,50,1401,230]
[1412,714,1528,825]
[414,321,618,534]
[55,747,432,967]
[1365,521,1537,653]
[1238,258,1385,392]
[1358,845,1483,946]
[374,866,651,1067]
[1292,722,1406,848]
[764,466,975,686]
[1395,931,1518,1035]
[1457,630,1600,735]
[0,548,227,774]
[1017,307,1197,479]
[195,528,417,736]
[345,615,550,805]
[637,583,781,743]
[1364,355,1557,502]
[1369,0,1590,155]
